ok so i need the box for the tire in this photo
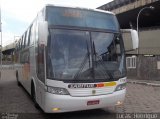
[31,83,39,109]
[16,72,21,86]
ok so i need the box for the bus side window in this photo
[19,40,21,50]
[30,23,36,45]
[37,44,45,83]
[27,27,31,46]
[23,31,27,48]
[36,22,45,83]
[25,29,29,46]
[21,36,23,49]
[23,35,25,49]
[19,39,21,50]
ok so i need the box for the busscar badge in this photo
[92,90,96,95]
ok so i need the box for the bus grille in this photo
[68,87,115,97]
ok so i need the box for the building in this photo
[2,43,15,64]
[98,0,160,81]
[0,45,2,64]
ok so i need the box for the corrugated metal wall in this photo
[139,29,160,55]
[123,28,160,55]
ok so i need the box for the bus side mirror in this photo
[38,21,48,45]
[121,29,139,51]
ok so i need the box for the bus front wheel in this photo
[16,71,20,86]
[31,82,39,109]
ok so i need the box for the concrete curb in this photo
[127,80,160,87]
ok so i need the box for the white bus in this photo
[14,5,138,113]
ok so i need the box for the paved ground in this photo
[0,68,160,119]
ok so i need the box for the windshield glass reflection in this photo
[47,29,126,80]
[47,29,91,79]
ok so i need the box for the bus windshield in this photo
[47,29,126,81]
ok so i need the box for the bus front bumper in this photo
[44,89,126,113]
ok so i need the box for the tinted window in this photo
[47,29,90,79]
[28,27,32,46]
[20,38,23,50]
[18,41,20,50]
[30,23,36,45]
[37,45,45,83]
[47,29,126,80]
[46,6,119,31]
[23,32,27,48]
[25,30,29,46]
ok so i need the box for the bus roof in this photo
[16,4,117,45]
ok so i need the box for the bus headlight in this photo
[114,83,126,91]
[46,86,70,95]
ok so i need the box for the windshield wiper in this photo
[96,55,113,80]
[74,40,91,79]
[74,52,90,79]
[92,41,113,80]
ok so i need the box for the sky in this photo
[1,0,113,46]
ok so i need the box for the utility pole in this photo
[0,3,2,67]
[136,6,154,54]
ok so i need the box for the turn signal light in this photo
[52,108,60,112]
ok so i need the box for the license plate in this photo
[87,100,99,106]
